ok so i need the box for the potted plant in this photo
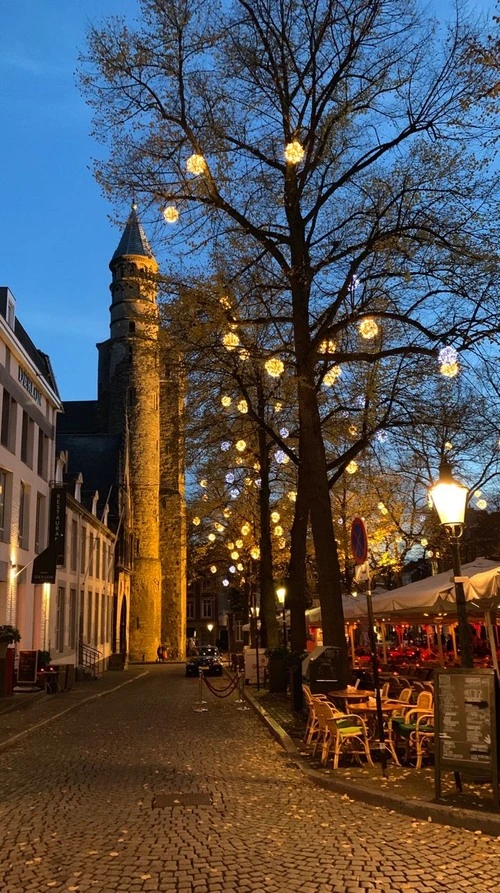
[265,645,289,692]
[0,625,21,657]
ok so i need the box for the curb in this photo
[0,671,150,753]
[244,687,500,836]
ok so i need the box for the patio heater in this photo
[428,460,473,669]
[249,605,261,690]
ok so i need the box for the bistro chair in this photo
[329,713,374,769]
[409,712,435,768]
[311,699,345,762]
[303,689,327,745]
[387,691,434,765]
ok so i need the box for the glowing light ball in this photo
[236,440,246,452]
[231,551,239,560]
[279,427,289,438]
[192,517,201,526]
[477,499,487,510]
[241,524,250,536]
[210,565,217,574]
[319,339,336,354]
[274,525,283,536]
[359,318,379,339]
[323,366,342,386]
[221,395,232,407]
[208,533,216,542]
[222,578,229,587]
[440,362,459,378]
[285,140,305,163]
[438,346,458,365]
[265,357,284,378]
[230,488,240,499]
[186,153,206,174]
[288,491,297,502]
[237,400,248,413]
[225,473,235,483]
[250,546,260,560]
[271,511,280,523]
[223,332,240,351]
[221,441,231,451]
[346,460,358,474]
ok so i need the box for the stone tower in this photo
[97,204,161,661]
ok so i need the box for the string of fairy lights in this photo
[161,139,486,585]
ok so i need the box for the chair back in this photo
[381,682,390,699]
[399,687,412,704]
[416,690,433,711]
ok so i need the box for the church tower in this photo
[97,204,161,661]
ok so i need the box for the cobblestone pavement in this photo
[1,666,499,893]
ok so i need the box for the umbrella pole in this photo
[348,623,356,667]
[484,611,499,675]
[381,622,388,666]
[436,624,445,668]
[450,625,458,660]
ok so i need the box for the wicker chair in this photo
[329,713,374,769]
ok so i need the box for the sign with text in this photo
[17,650,38,684]
[49,486,66,565]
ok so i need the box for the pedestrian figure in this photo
[156,644,164,663]
[161,646,168,661]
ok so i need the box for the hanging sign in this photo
[350,516,368,565]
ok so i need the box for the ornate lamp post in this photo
[276,586,287,646]
[429,460,473,668]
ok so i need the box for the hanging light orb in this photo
[222,578,230,587]
[231,550,239,560]
[346,460,358,474]
[228,542,235,550]
[474,489,482,497]
[236,562,244,571]
[229,565,236,574]
[253,462,260,472]
[186,153,206,175]
[202,493,209,502]
[230,488,240,499]
[275,450,289,464]
[215,522,224,532]
[223,332,240,351]
[288,490,297,502]
[241,523,250,536]
[274,525,283,536]
[319,339,336,354]
[221,441,231,451]
[421,538,428,547]
[440,362,459,378]
[265,357,284,378]
[208,533,216,542]
[376,431,388,444]
[254,477,262,487]
[162,205,179,223]
[348,425,358,436]
[223,507,232,518]
[271,511,280,523]
[235,539,244,549]
[210,565,217,574]
[477,498,487,510]
[439,346,458,365]
[244,476,252,487]
[285,140,305,164]
[358,318,379,339]
[278,538,287,550]
[200,479,208,488]
[236,457,244,466]
[236,440,246,452]
[192,516,201,526]
[445,441,453,451]
[279,427,289,439]
[221,395,232,407]
[274,402,282,412]
[239,348,250,360]
[219,295,231,309]
[237,399,248,414]
[250,546,260,560]
[225,473,235,484]
[323,366,342,386]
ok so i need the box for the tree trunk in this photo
[287,472,308,652]
[258,418,278,648]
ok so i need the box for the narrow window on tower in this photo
[127,387,136,407]
[128,321,135,333]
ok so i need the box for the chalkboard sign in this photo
[434,668,499,806]
[17,650,38,684]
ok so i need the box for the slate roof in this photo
[111,204,154,261]
[57,401,102,436]
[56,432,122,520]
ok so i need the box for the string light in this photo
[221,441,231,451]
[445,441,453,451]
[219,296,231,309]
[253,462,260,472]
[279,427,289,438]
[237,562,244,571]
[186,153,206,174]
[223,332,240,351]
[319,339,336,354]
[230,488,240,499]
[274,402,282,412]
[244,477,252,487]
[221,395,232,407]
[239,348,250,360]
[358,318,379,339]
[192,516,201,526]
[225,473,235,484]
[229,565,236,574]
[348,425,358,436]
[241,523,250,536]
[265,357,284,378]
[223,508,232,518]
[346,460,358,474]
[274,525,283,536]
[210,565,217,574]
[440,362,459,378]
[208,533,216,542]
[271,511,280,523]
[250,546,260,560]
[275,450,289,464]
[285,140,305,164]
[235,457,244,466]
[163,206,179,223]
[231,551,239,560]
[215,523,224,532]
[439,346,459,378]
[477,498,487,509]
[235,539,243,549]
[222,578,229,587]
[323,366,342,386]
[228,542,235,550]
[288,491,297,502]
[237,399,248,413]
[378,502,388,515]
[474,490,482,497]
[200,480,208,488]
[278,538,286,550]
[236,440,246,452]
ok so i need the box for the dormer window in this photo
[7,299,15,329]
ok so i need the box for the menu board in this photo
[17,650,38,684]
[436,669,497,770]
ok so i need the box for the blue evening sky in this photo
[0,0,496,401]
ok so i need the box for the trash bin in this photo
[302,646,342,695]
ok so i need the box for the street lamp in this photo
[429,460,473,668]
[206,622,214,645]
[276,586,287,646]
[249,604,261,690]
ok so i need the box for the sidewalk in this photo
[245,686,500,836]
[0,664,149,750]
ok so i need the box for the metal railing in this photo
[79,641,103,678]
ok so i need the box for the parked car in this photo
[185,645,223,677]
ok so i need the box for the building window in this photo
[95,593,100,644]
[37,429,48,478]
[95,538,100,580]
[7,299,15,329]
[201,598,212,619]
[128,321,135,333]
[35,492,46,553]
[69,589,77,649]
[81,527,86,574]
[0,470,8,541]
[100,593,106,644]
[88,533,94,577]
[234,620,243,642]
[1,389,17,452]
[56,586,65,652]
[87,591,93,643]
[21,411,34,466]
[18,481,29,549]
[70,519,78,571]
[187,600,195,620]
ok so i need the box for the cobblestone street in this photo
[1,665,499,893]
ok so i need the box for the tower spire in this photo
[112,204,154,261]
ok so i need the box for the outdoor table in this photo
[328,689,373,709]
[351,700,407,738]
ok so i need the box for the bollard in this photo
[235,670,250,711]
[193,668,208,712]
